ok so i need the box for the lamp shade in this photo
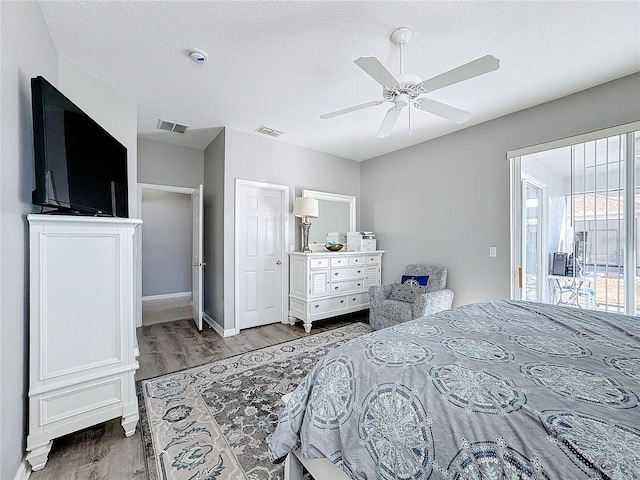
[293,197,318,218]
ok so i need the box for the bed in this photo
[268,300,640,479]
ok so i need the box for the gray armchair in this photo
[368,265,454,331]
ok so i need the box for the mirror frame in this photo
[302,190,356,249]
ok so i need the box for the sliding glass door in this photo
[522,179,544,302]
[510,124,640,316]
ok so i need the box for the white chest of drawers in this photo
[26,215,141,471]
[288,250,384,332]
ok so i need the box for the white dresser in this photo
[288,250,384,333]
[26,215,141,471]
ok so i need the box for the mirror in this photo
[303,190,356,247]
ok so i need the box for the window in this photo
[510,122,640,315]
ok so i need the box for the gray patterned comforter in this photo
[268,300,640,479]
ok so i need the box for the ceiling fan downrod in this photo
[391,27,413,134]
[390,27,412,76]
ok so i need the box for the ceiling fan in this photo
[320,27,500,138]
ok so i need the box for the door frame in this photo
[520,175,547,302]
[510,156,523,301]
[137,183,197,328]
[511,164,550,302]
[192,184,204,331]
[234,179,290,335]
[509,121,640,314]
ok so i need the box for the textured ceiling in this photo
[39,1,640,161]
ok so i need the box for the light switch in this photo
[489,246,497,257]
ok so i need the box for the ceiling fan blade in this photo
[320,100,384,119]
[415,99,472,123]
[418,55,500,93]
[377,106,402,138]
[354,56,399,89]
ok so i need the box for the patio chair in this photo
[368,264,454,331]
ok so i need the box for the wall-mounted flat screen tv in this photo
[31,76,128,217]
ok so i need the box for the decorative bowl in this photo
[325,242,344,252]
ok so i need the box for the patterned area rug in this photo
[138,322,370,480]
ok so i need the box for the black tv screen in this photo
[31,76,128,217]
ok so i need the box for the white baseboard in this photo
[203,313,237,337]
[142,291,191,301]
[14,458,31,480]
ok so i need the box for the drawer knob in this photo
[340,300,345,304]
[353,297,356,301]
[314,304,319,309]
[335,272,339,276]
[335,286,339,290]
[357,283,361,287]
[357,270,361,274]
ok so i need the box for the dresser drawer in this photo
[330,257,349,267]
[348,292,369,308]
[331,266,364,280]
[38,376,122,426]
[309,296,348,316]
[348,256,365,266]
[310,258,329,269]
[330,279,364,295]
[365,254,381,264]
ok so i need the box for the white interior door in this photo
[237,183,285,330]
[191,184,203,331]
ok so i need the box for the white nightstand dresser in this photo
[288,250,384,333]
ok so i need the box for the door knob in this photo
[276,260,282,265]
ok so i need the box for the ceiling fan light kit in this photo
[321,27,500,138]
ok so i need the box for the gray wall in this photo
[203,130,225,324]
[0,2,58,477]
[1,5,140,475]
[138,138,204,188]
[360,73,640,307]
[141,190,192,296]
[138,138,204,298]
[58,58,138,217]
[206,128,361,330]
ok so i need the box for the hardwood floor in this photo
[136,315,361,380]
[29,310,368,479]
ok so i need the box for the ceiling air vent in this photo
[255,125,284,137]
[156,119,190,134]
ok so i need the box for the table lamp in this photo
[293,197,319,252]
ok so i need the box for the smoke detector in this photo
[189,48,207,64]
[156,119,190,134]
